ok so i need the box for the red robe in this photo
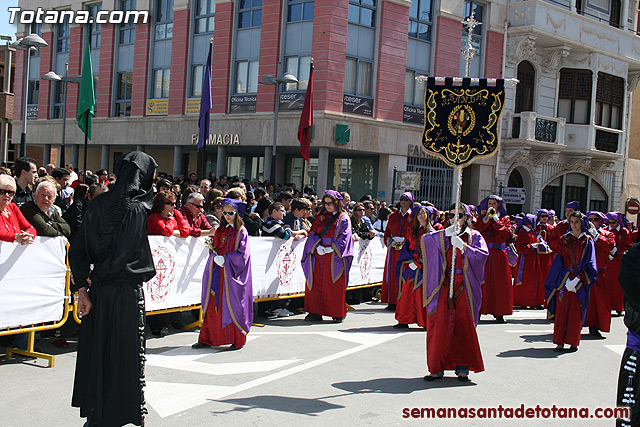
[475,214,513,316]
[513,226,544,307]
[304,211,352,318]
[548,233,595,347]
[381,209,413,304]
[395,225,427,327]
[608,226,633,312]
[534,222,555,289]
[199,225,247,348]
[427,244,484,374]
[584,228,615,332]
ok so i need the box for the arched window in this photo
[515,61,535,113]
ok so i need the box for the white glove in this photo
[445,225,456,237]
[451,234,466,252]
[392,237,405,243]
[588,223,599,238]
[323,246,334,254]
[610,247,618,256]
[565,277,579,293]
[490,214,499,222]
[316,246,326,255]
[214,255,225,267]
[408,261,418,271]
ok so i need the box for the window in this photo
[56,13,71,53]
[348,0,376,27]
[192,65,204,97]
[155,0,174,39]
[460,1,483,76]
[115,71,133,116]
[87,3,102,48]
[29,22,42,36]
[27,80,39,106]
[595,72,624,130]
[152,68,170,98]
[344,57,372,97]
[119,0,136,44]
[408,0,432,41]
[195,0,215,33]
[287,0,314,22]
[235,60,259,93]
[558,68,592,124]
[404,70,426,106]
[52,81,64,118]
[514,61,535,113]
[238,0,262,29]
[283,56,311,91]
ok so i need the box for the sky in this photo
[0,1,19,41]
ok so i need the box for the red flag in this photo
[297,63,313,162]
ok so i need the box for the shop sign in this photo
[27,105,38,120]
[191,133,240,146]
[185,98,200,115]
[279,92,305,111]
[403,104,424,125]
[146,99,168,116]
[342,94,373,116]
[229,95,256,114]
[335,124,350,145]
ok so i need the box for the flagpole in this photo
[197,39,213,179]
[83,24,91,183]
[449,13,481,302]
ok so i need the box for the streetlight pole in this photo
[259,72,298,185]
[43,68,81,168]
[12,34,48,158]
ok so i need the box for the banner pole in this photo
[449,167,463,299]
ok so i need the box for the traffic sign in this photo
[503,193,526,204]
[504,187,526,196]
[627,199,640,215]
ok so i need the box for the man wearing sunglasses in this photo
[475,195,513,323]
[381,191,414,311]
[178,192,215,237]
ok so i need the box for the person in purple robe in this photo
[301,190,354,323]
[544,211,597,352]
[422,203,488,382]
[193,198,253,350]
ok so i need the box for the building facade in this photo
[11,0,640,209]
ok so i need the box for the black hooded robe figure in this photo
[69,152,157,427]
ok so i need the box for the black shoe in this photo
[384,304,396,311]
[423,375,442,382]
[393,323,409,329]
[554,345,564,352]
[567,346,578,353]
[589,327,602,337]
[228,344,243,350]
[332,317,344,323]
[305,313,323,322]
[616,311,624,317]
[191,342,209,349]
[533,305,544,310]
[171,320,185,330]
[494,316,506,323]
[457,375,470,382]
[151,327,168,337]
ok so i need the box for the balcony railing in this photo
[509,112,565,145]
[595,128,620,153]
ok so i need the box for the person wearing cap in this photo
[535,209,555,295]
[301,190,354,323]
[475,195,513,323]
[512,214,544,309]
[393,205,435,329]
[193,198,253,350]
[545,211,597,352]
[607,211,634,316]
[584,211,616,337]
[381,191,414,311]
[422,203,488,382]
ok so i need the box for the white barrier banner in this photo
[144,236,209,311]
[250,236,387,298]
[0,236,68,329]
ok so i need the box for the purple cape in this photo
[301,212,354,289]
[544,234,598,324]
[421,229,489,326]
[201,226,253,335]
[396,229,433,297]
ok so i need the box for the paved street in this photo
[1,302,627,426]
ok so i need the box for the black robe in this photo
[69,152,157,427]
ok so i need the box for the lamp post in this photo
[259,72,298,185]
[12,34,48,158]
[42,65,81,167]
[0,35,15,165]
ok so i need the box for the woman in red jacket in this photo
[0,174,36,243]
[147,190,189,237]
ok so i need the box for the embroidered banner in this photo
[422,77,506,168]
